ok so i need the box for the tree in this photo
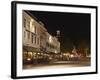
[77,40,90,57]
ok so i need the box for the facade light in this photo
[55,50,57,53]
[27,58,31,61]
[30,19,35,33]
[70,54,74,58]
[28,52,32,55]
[49,36,52,43]
[38,53,40,55]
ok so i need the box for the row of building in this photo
[22,11,60,63]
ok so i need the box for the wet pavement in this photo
[23,59,90,69]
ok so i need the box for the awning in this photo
[23,46,40,52]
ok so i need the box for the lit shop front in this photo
[23,46,53,64]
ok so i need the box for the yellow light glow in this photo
[70,54,74,58]
[49,36,52,43]
[27,58,31,61]
[38,53,40,55]
[30,19,35,33]
[28,52,32,55]
[31,25,35,33]
[55,50,57,53]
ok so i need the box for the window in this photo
[31,22,35,33]
[34,36,36,44]
[24,31,26,38]
[34,26,36,33]
[26,30,30,39]
[27,20,30,30]
[23,51,28,60]
[37,38,39,45]
[24,18,26,27]
[31,33,34,43]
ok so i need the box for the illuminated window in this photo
[30,19,36,34]
[30,21,35,33]
[32,25,35,33]
[28,52,33,59]
[49,36,52,43]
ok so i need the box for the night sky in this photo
[26,10,91,52]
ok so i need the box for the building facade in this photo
[22,11,60,64]
[46,32,60,54]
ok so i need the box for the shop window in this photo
[23,51,28,60]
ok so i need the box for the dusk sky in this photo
[26,10,91,52]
